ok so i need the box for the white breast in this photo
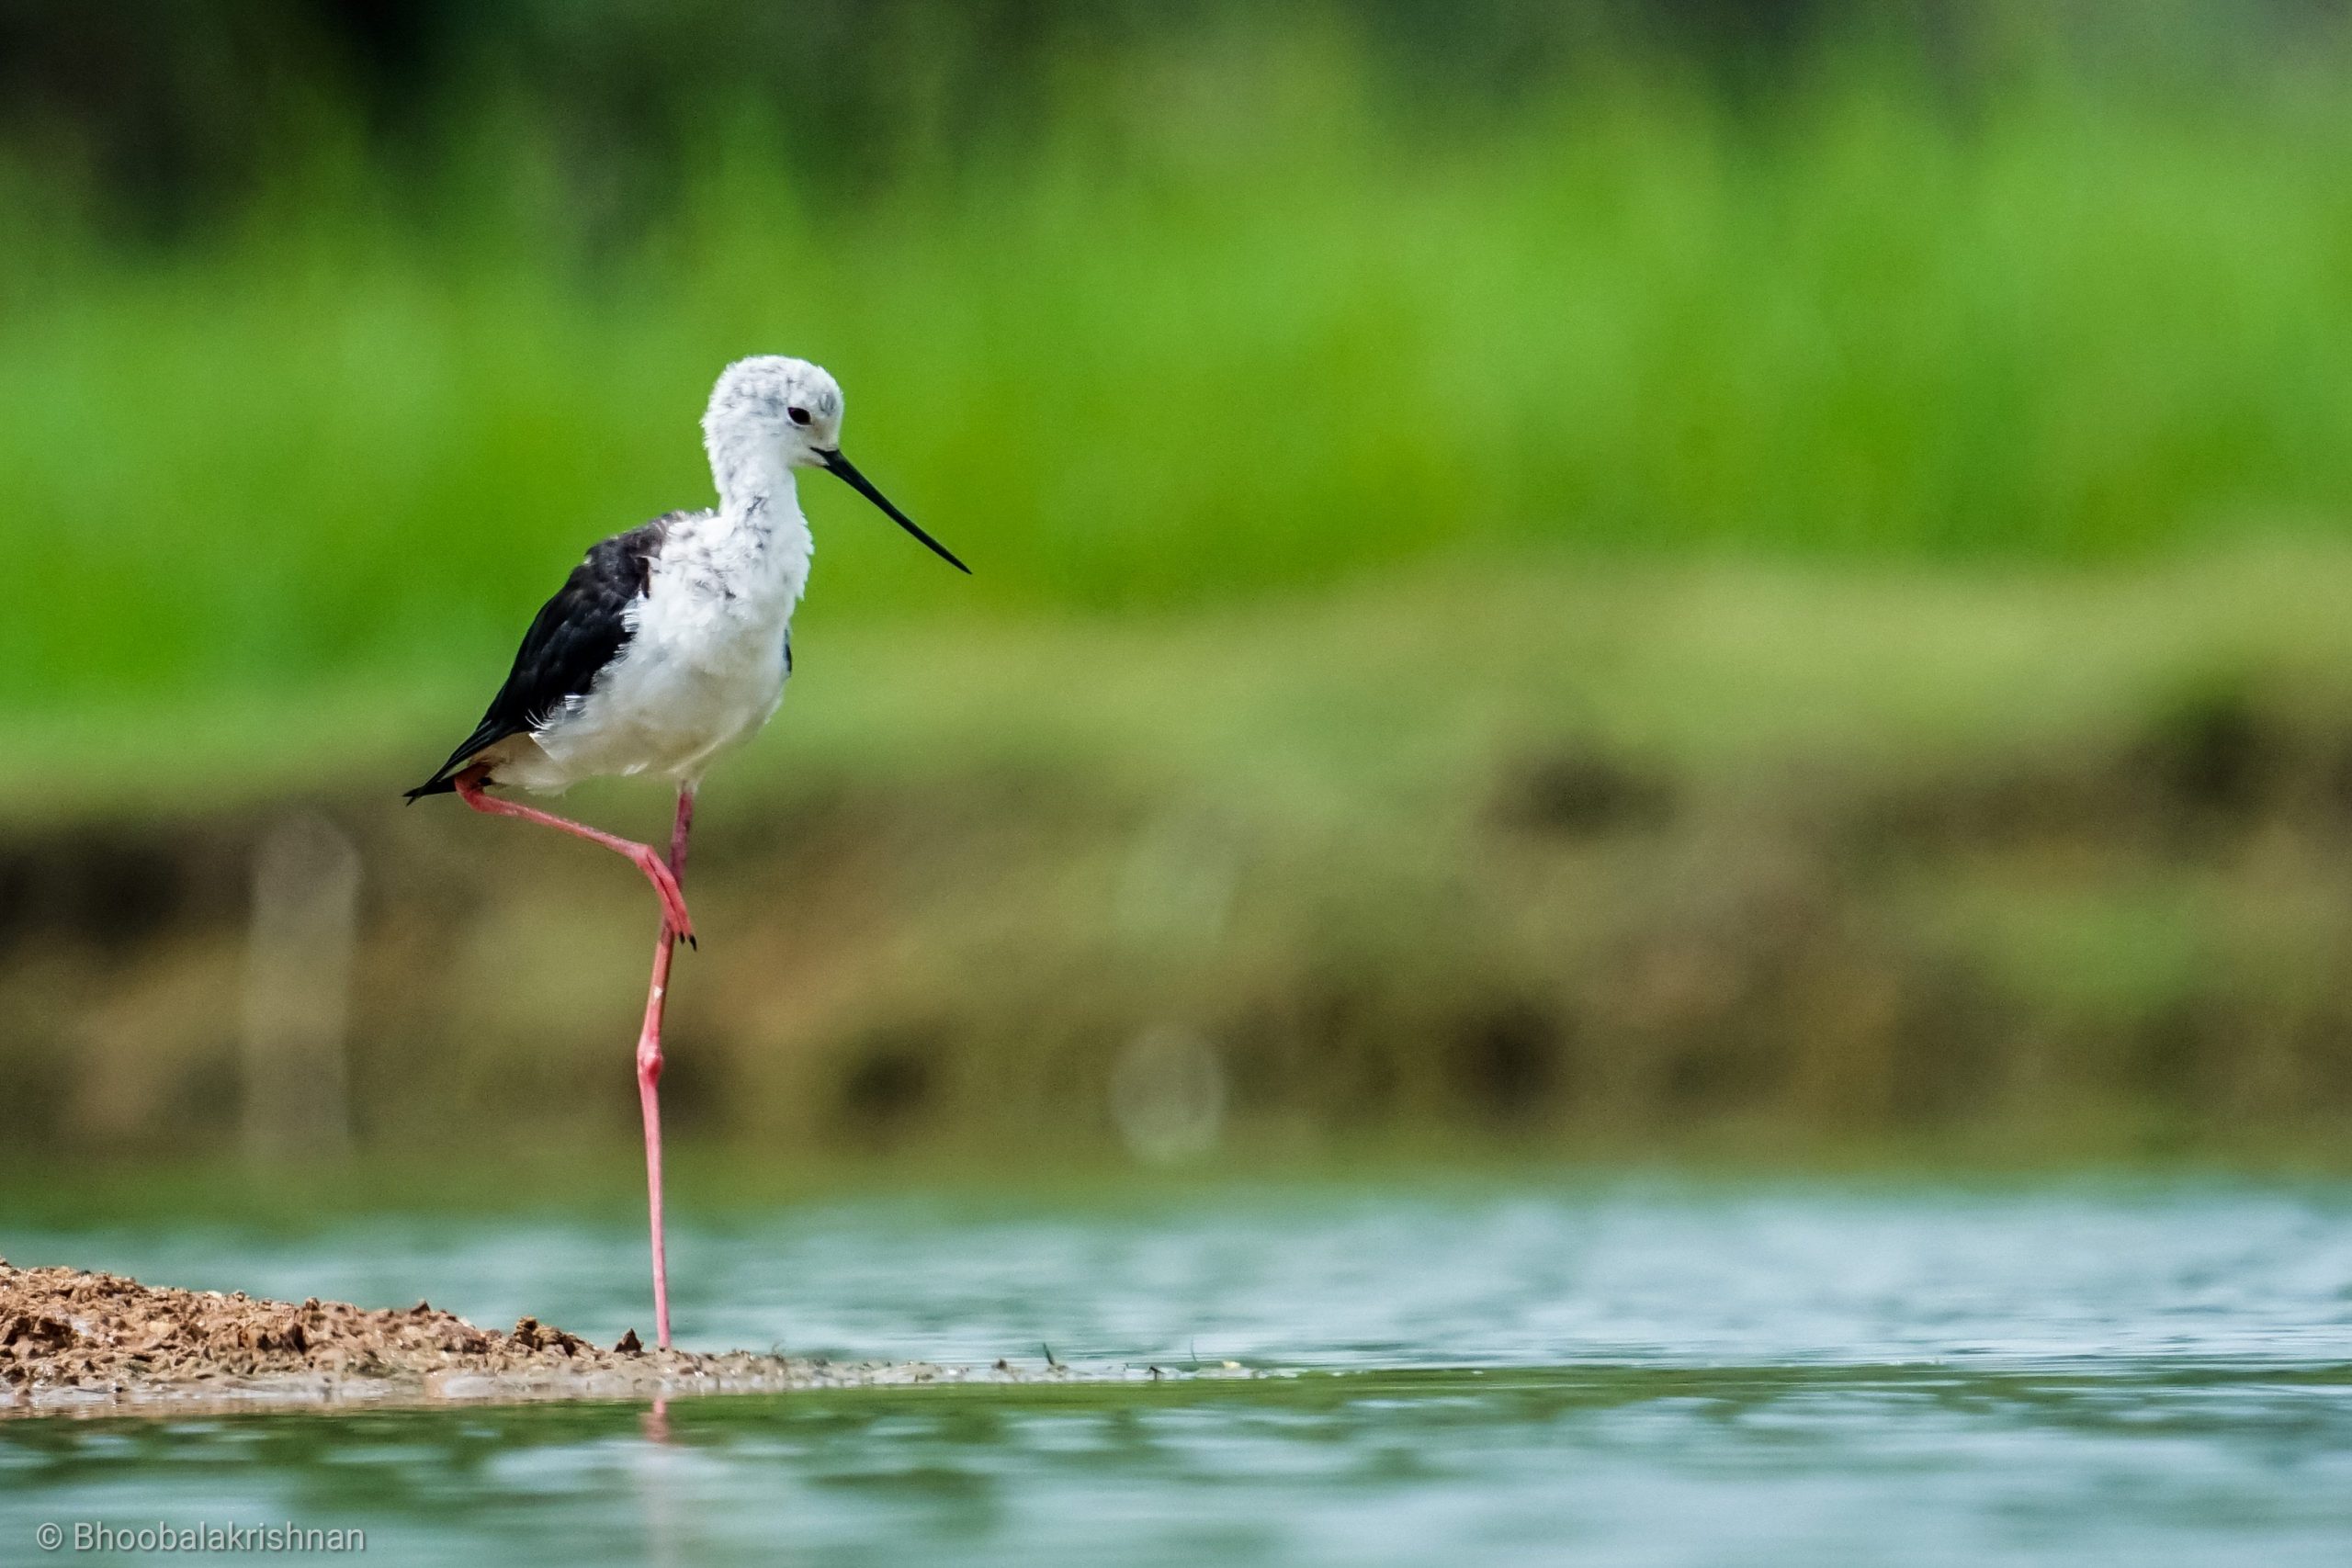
[523,500,812,791]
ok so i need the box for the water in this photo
[5,1179,2351,1565]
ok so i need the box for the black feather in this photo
[405,513,681,799]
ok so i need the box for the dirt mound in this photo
[0,1258,1156,1416]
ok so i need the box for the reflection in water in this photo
[5,1364,2350,1566]
[633,1397,680,1568]
[3,1180,2350,1565]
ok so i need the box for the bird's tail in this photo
[404,722,511,803]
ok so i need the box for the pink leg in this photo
[637,784,695,1349]
[455,770,695,945]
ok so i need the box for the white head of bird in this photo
[701,355,967,572]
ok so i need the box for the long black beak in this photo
[820,450,968,574]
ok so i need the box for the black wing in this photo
[404,513,682,799]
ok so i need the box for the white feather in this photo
[493,356,842,793]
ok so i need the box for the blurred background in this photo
[9,0,2352,1186]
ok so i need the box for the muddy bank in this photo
[12,564,2352,1164]
[0,1259,1208,1417]
[13,688,2352,1166]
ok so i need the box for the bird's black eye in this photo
[788,406,812,426]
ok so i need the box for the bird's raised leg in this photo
[635,782,695,1350]
[453,769,695,945]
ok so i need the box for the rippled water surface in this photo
[6,1179,2351,1565]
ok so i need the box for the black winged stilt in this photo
[408,356,967,1348]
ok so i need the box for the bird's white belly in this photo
[531,604,791,788]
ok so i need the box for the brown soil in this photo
[19,580,2352,1167]
[0,1258,1187,1416]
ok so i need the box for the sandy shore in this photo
[0,1258,1240,1417]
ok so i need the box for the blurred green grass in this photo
[10,37,2352,720]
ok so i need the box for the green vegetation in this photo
[14,13,2352,1167]
[11,34,2352,719]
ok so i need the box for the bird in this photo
[406,355,967,1348]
